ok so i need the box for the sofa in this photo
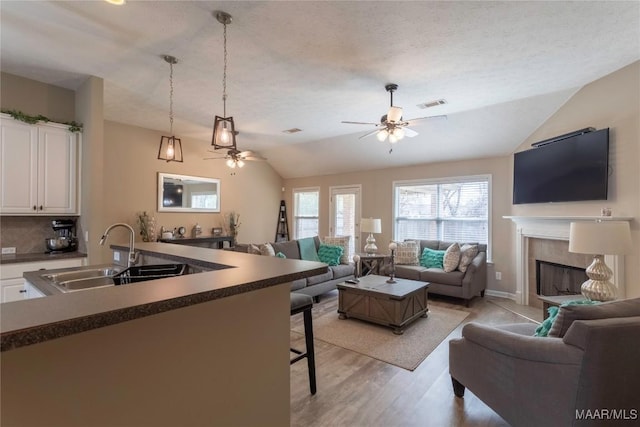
[449,297,640,427]
[383,240,487,305]
[235,236,355,300]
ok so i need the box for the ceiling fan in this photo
[204,148,266,169]
[342,83,446,148]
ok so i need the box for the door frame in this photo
[329,184,362,253]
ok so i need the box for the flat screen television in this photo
[513,128,609,204]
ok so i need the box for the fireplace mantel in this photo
[504,216,632,305]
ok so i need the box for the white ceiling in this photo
[1,1,639,179]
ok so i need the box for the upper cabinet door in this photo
[0,119,39,213]
[0,116,79,215]
[38,125,77,214]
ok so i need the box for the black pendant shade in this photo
[212,115,237,150]
[158,135,183,162]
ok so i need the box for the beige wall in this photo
[283,61,640,298]
[103,121,283,257]
[283,156,513,293]
[1,72,75,122]
[510,61,640,298]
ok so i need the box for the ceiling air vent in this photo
[282,128,302,134]
[417,99,447,109]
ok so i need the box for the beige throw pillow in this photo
[443,243,461,273]
[259,242,275,256]
[395,241,420,265]
[323,236,351,264]
[248,244,261,255]
[458,244,478,273]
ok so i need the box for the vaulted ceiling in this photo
[1,1,638,178]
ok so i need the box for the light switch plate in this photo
[2,247,17,254]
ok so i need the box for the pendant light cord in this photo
[169,60,174,135]
[222,21,228,117]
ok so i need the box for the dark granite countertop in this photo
[0,251,87,264]
[1,242,328,352]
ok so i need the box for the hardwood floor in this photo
[290,291,540,427]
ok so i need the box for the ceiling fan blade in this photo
[342,121,380,126]
[404,128,419,138]
[405,114,448,125]
[358,129,381,139]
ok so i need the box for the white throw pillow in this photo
[248,244,261,255]
[259,242,275,256]
[395,241,420,265]
[323,236,351,264]
[458,244,479,273]
[443,243,461,273]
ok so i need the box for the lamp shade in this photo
[361,218,381,234]
[569,221,632,255]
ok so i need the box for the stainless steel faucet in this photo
[99,223,137,267]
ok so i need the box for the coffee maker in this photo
[45,219,79,253]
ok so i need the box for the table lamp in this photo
[361,218,381,254]
[568,220,631,301]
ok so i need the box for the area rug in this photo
[292,305,469,371]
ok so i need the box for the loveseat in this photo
[449,297,640,427]
[235,236,355,300]
[383,240,487,305]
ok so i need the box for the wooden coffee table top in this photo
[337,275,429,299]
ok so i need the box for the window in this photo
[393,176,490,246]
[190,192,217,209]
[293,187,319,239]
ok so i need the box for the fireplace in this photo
[505,216,630,306]
[536,260,586,297]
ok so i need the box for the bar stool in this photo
[290,293,316,395]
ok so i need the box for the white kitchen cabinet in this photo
[1,277,28,302]
[0,257,85,302]
[0,115,79,215]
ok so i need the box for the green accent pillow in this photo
[534,306,559,337]
[317,244,343,266]
[275,252,286,259]
[420,247,445,268]
[298,237,320,262]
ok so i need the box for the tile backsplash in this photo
[0,216,85,254]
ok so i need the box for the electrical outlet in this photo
[113,251,120,262]
[1,247,16,254]
[495,271,502,281]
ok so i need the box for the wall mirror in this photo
[157,172,220,213]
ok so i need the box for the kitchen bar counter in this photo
[2,242,318,426]
[1,242,327,351]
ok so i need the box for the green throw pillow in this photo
[534,306,559,337]
[317,244,343,266]
[420,247,445,268]
[275,252,286,259]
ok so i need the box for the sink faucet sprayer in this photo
[99,223,137,267]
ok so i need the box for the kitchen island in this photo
[1,242,328,427]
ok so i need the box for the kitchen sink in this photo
[43,266,124,292]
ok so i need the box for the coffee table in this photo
[337,275,429,335]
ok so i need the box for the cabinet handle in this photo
[33,205,37,211]
[19,290,27,293]
[39,205,43,211]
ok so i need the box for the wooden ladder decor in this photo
[275,200,290,242]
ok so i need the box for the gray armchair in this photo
[449,298,640,427]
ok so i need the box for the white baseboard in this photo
[484,289,517,301]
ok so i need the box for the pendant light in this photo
[211,11,237,151]
[157,55,183,162]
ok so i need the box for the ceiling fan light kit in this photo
[211,11,238,151]
[157,55,183,162]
